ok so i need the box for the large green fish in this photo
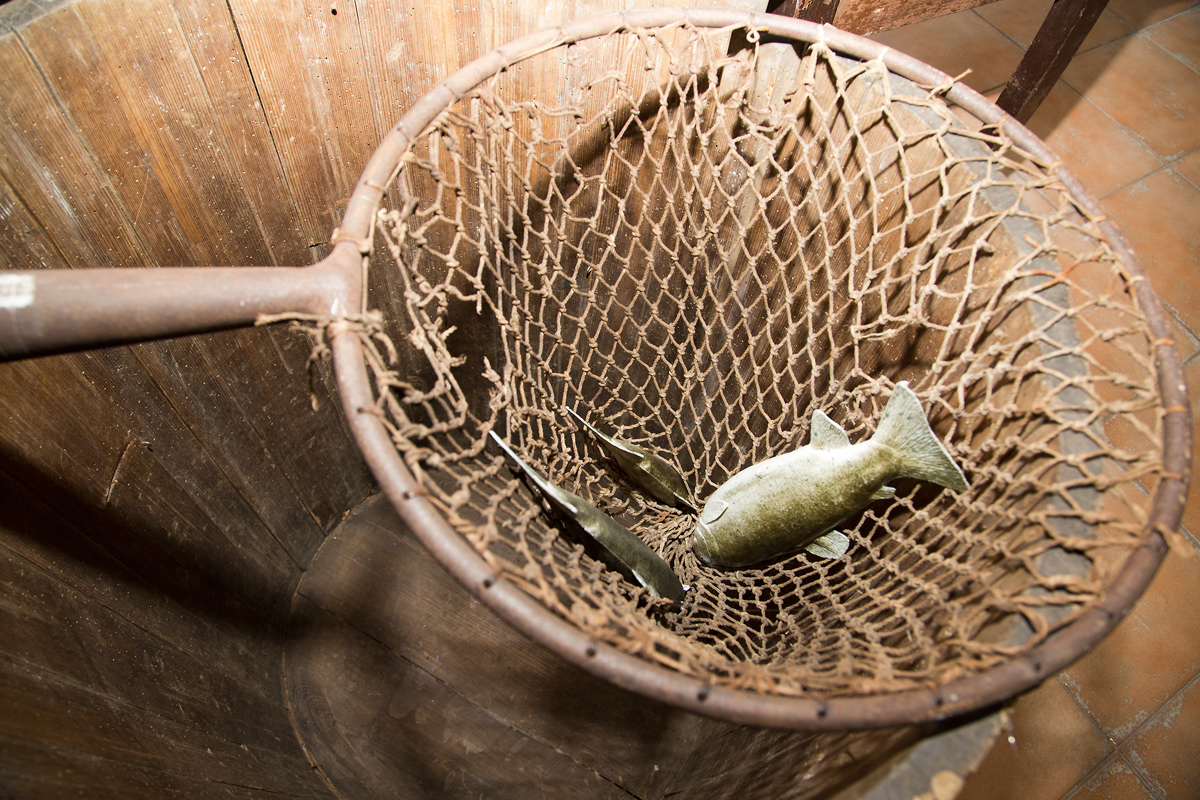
[694,382,969,568]
[565,406,698,512]
[489,431,687,603]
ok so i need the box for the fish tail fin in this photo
[872,382,969,492]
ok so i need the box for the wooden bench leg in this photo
[997,0,1110,123]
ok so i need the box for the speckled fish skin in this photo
[693,382,969,568]
[489,431,686,603]
[565,406,698,513]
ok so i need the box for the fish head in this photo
[692,499,729,565]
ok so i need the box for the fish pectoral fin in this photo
[699,499,728,525]
[870,485,896,501]
[805,531,850,560]
[566,405,635,454]
[489,431,583,517]
[810,410,852,450]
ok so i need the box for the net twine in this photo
[332,24,1171,699]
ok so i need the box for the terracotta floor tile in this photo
[975,0,1133,53]
[1107,0,1200,30]
[1059,546,1200,742]
[868,12,1026,94]
[956,678,1113,800]
[1175,149,1200,189]
[1022,81,1163,198]
[1065,754,1157,800]
[1144,8,1200,73]
[1063,36,1200,160]
[1097,170,1200,336]
[864,5,1199,797]
[1122,676,1200,799]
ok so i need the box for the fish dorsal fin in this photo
[490,431,582,516]
[810,410,851,450]
[565,405,642,459]
[806,531,850,559]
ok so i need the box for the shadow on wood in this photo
[285,494,1001,799]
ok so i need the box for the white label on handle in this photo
[0,274,35,309]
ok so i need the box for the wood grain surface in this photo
[0,0,992,794]
[286,494,949,800]
[833,0,1003,35]
[1,0,371,791]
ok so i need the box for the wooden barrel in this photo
[0,0,1006,796]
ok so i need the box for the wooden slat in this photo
[0,544,301,757]
[354,0,463,141]
[0,464,290,705]
[118,335,334,564]
[287,595,635,800]
[171,0,310,268]
[11,0,371,553]
[0,101,324,599]
[833,0,1003,36]
[226,0,380,244]
[0,175,62,271]
[295,494,705,799]
[0,734,327,800]
[2,15,368,800]
[198,326,376,536]
[663,723,926,800]
[19,0,273,267]
[0,31,150,270]
[767,0,841,24]
[0,655,325,796]
[0,351,297,627]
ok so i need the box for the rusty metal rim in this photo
[327,7,1191,729]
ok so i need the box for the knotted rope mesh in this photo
[362,22,1168,698]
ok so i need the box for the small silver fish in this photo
[565,406,698,513]
[489,431,686,603]
[694,382,969,568]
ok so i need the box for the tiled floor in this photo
[870,2,1200,799]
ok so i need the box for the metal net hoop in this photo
[343,9,1189,726]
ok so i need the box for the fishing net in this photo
[358,20,1176,701]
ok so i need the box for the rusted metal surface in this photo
[0,7,1189,731]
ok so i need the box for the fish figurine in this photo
[489,431,687,603]
[565,406,698,513]
[693,381,969,568]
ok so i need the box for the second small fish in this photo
[490,431,687,603]
[566,405,698,513]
